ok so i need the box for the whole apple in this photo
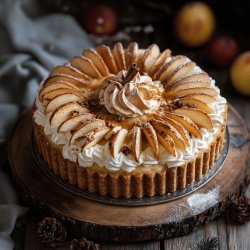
[83,5,118,35]
[230,51,250,96]
[175,2,216,47]
[209,36,238,67]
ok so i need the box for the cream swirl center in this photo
[99,67,163,117]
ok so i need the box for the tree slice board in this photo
[8,105,250,242]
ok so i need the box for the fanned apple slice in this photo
[125,42,138,68]
[70,119,106,144]
[141,122,159,159]
[39,81,79,99]
[83,49,109,76]
[70,56,102,78]
[167,80,211,91]
[109,128,128,158]
[165,61,196,86]
[42,88,83,106]
[164,87,218,99]
[131,126,142,162]
[154,55,186,81]
[113,42,126,71]
[173,98,213,114]
[150,49,172,76]
[135,49,146,67]
[162,117,190,146]
[157,133,176,156]
[45,73,88,86]
[151,119,187,150]
[83,127,110,149]
[50,102,89,126]
[52,64,92,80]
[140,44,160,73]
[179,93,216,103]
[164,112,202,139]
[45,93,83,113]
[58,113,96,132]
[96,44,118,74]
[170,72,210,86]
[174,108,213,129]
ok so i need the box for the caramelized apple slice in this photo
[52,64,92,80]
[157,133,176,156]
[50,102,89,126]
[174,108,213,129]
[167,80,211,91]
[45,93,83,113]
[109,128,128,158]
[179,93,216,103]
[70,119,106,144]
[151,119,187,150]
[166,61,196,86]
[70,56,102,78]
[83,127,110,149]
[96,44,118,74]
[150,49,172,76]
[174,98,213,114]
[45,73,88,86]
[42,88,83,106]
[113,42,126,71]
[162,117,190,146]
[169,72,210,86]
[58,113,96,132]
[154,55,186,81]
[39,81,79,99]
[131,126,142,162]
[164,112,202,139]
[164,87,218,99]
[141,122,159,159]
[125,42,138,68]
[140,44,160,73]
[83,49,109,76]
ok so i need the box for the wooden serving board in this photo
[8,105,250,243]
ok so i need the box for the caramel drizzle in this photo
[122,64,140,85]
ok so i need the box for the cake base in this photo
[8,105,250,242]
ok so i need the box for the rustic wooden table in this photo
[3,70,250,250]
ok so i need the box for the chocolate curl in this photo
[122,64,140,85]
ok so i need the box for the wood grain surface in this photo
[8,102,250,249]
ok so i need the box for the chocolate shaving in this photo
[122,64,140,85]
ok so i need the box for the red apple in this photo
[83,5,118,35]
[208,36,239,67]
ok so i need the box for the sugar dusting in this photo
[187,186,220,215]
[162,187,220,223]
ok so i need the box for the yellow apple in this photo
[175,2,216,47]
[230,51,250,96]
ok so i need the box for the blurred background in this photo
[40,0,250,99]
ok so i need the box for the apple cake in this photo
[33,42,227,198]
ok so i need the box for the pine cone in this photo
[231,195,250,223]
[196,237,219,250]
[37,217,67,247]
[69,237,100,250]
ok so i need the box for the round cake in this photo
[33,42,227,198]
